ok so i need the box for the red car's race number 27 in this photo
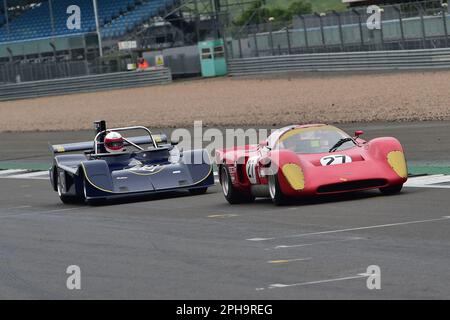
[320,155,352,166]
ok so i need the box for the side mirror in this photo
[259,140,268,147]
[171,138,179,146]
[354,130,364,138]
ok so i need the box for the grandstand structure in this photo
[0,1,185,61]
[0,0,230,81]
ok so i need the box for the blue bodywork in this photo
[50,134,214,203]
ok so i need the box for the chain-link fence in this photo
[224,0,450,59]
[0,58,126,84]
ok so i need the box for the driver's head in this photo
[104,131,124,153]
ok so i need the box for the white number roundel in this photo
[246,156,259,184]
[320,155,352,166]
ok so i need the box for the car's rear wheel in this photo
[268,174,288,206]
[189,187,208,195]
[379,184,403,195]
[220,165,254,204]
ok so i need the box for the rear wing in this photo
[50,134,168,154]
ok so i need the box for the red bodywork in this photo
[216,124,408,198]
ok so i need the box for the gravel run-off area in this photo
[1,70,450,132]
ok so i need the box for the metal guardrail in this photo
[0,68,172,101]
[227,48,450,76]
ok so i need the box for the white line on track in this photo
[8,171,49,179]
[268,237,364,250]
[0,169,28,176]
[0,170,48,180]
[265,274,369,290]
[267,258,312,264]
[207,214,239,218]
[0,207,86,219]
[247,216,450,242]
[405,174,450,188]
[3,205,32,210]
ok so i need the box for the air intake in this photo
[317,179,388,194]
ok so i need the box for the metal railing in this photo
[0,59,124,84]
[0,67,172,101]
[227,47,450,75]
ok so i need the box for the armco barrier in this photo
[227,48,450,76]
[0,68,172,101]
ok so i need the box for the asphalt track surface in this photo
[0,122,449,299]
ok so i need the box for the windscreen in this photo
[275,126,354,154]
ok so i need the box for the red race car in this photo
[216,124,408,205]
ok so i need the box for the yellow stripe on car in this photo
[281,163,305,190]
[54,145,65,153]
[154,135,162,143]
[387,151,408,178]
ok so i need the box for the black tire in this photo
[379,184,403,195]
[220,165,255,204]
[268,174,288,206]
[189,187,208,195]
[57,170,85,204]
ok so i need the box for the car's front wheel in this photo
[220,165,254,204]
[379,184,403,195]
[268,174,288,206]
[57,170,85,204]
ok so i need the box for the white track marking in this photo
[266,274,368,289]
[269,237,364,250]
[8,171,48,179]
[0,169,28,176]
[3,205,32,210]
[267,258,312,264]
[247,216,450,242]
[0,207,87,219]
[407,174,445,181]
[405,175,450,188]
[207,214,239,218]
[0,170,48,180]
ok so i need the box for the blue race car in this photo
[49,120,214,204]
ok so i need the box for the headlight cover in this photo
[281,163,305,190]
[387,151,408,178]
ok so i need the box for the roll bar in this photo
[94,126,158,154]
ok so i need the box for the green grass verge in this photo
[408,166,450,176]
[0,162,51,171]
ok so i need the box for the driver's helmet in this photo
[104,132,124,153]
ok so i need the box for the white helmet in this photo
[104,132,124,153]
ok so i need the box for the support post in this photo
[3,0,9,39]
[269,19,274,56]
[442,3,449,47]
[394,5,405,49]
[315,12,326,47]
[93,0,103,57]
[286,23,291,54]
[352,9,364,48]
[333,10,344,51]
[299,15,309,51]
[416,4,426,49]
